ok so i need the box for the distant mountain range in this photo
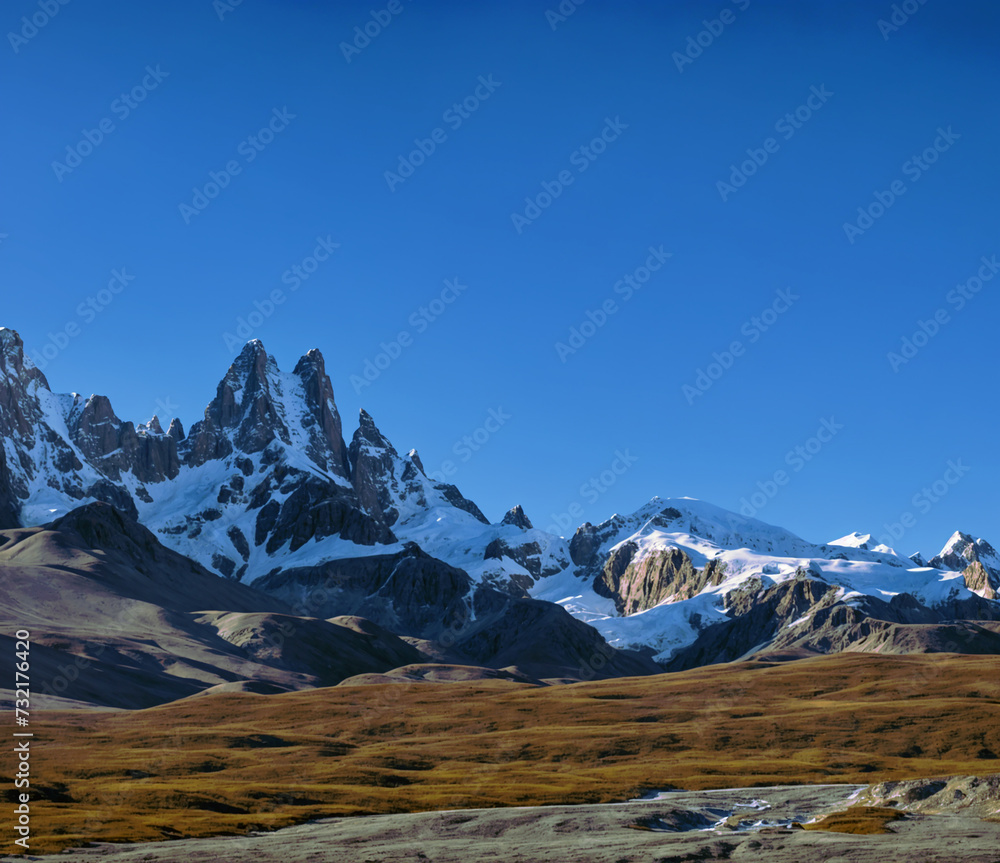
[1,326,998,707]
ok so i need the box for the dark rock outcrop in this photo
[348,409,488,530]
[349,409,404,529]
[66,396,180,485]
[501,504,533,530]
[253,544,474,640]
[664,575,840,670]
[455,588,661,680]
[483,537,548,583]
[665,570,1000,671]
[291,349,350,477]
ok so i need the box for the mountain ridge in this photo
[1,326,997,674]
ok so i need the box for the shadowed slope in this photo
[0,504,424,707]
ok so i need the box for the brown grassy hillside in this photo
[13,653,1000,854]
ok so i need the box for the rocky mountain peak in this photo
[407,448,426,475]
[290,348,349,478]
[141,415,165,436]
[182,340,354,476]
[214,339,279,445]
[166,417,185,441]
[0,327,24,358]
[0,328,52,437]
[349,410,402,529]
[354,409,395,451]
[931,531,1000,575]
[501,504,533,530]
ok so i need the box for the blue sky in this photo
[3,0,998,556]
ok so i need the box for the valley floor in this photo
[8,654,1000,855]
[8,784,1000,862]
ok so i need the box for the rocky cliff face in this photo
[595,544,729,615]
[661,568,1000,671]
[66,394,180,486]
[0,328,132,520]
[962,561,998,601]
[931,531,1000,600]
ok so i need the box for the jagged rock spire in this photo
[501,505,533,530]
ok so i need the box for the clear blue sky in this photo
[3,0,998,557]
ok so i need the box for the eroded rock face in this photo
[570,508,685,572]
[931,532,1000,595]
[963,561,998,601]
[260,471,393,554]
[664,575,841,670]
[595,545,729,615]
[349,410,403,530]
[66,395,180,485]
[292,349,350,477]
[348,409,488,532]
[0,329,148,520]
[663,568,1000,671]
[569,521,606,568]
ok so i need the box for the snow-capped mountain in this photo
[0,330,495,581]
[529,497,998,663]
[929,531,1000,600]
[1,326,998,672]
[828,531,897,556]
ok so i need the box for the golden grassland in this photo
[11,653,1000,853]
[801,805,908,834]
